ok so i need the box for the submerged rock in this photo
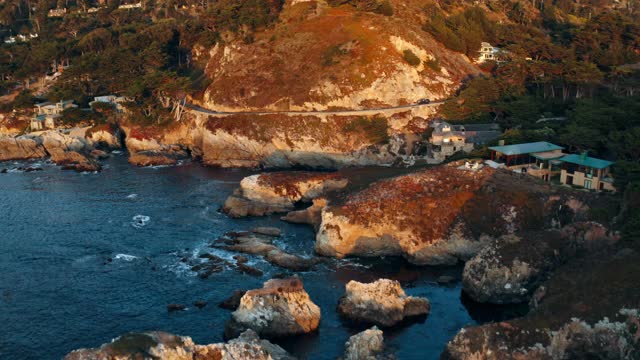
[128,150,187,167]
[213,231,318,271]
[223,171,347,218]
[167,303,186,312]
[65,329,295,360]
[225,277,321,338]
[462,222,617,304]
[337,279,430,327]
[343,326,386,360]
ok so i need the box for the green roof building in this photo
[488,141,565,181]
[558,153,615,191]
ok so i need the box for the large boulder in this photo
[337,279,430,327]
[343,326,386,360]
[225,277,321,338]
[65,329,295,360]
[0,135,47,161]
[315,166,604,266]
[462,222,617,304]
[223,171,347,218]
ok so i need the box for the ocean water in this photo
[0,155,518,360]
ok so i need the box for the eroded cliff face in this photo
[315,166,606,265]
[198,0,479,111]
[121,108,431,168]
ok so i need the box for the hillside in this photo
[197,0,480,111]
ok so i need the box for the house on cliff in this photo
[90,95,131,113]
[427,120,501,162]
[30,100,77,131]
[476,42,505,63]
[488,141,615,191]
[559,153,615,191]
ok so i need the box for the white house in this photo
[30,100,77,131]
[476,42,502,63]
[90,95,131,113]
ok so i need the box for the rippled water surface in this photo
[0,156,507,360]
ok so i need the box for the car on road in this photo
[417,98,431,105]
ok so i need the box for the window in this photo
[584,179,592,189]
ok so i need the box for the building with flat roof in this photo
[488,141,565,180]
[559,153,615,191]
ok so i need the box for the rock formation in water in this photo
[225,277,321,339]
[64,329,295,360]
[315,166,605,265]
[212,230,319,271]
[462,222,618,304]
[342,326,386,360]
[337,278,430,327]
[223,171,348,217]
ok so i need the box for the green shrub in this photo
[425,58,441,71]
[375,0,393,16]
[403,49,421,66]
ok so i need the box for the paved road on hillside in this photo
[186,100,446,117]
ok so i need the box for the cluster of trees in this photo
[1,0,288,125]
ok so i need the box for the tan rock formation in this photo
[337,279,430,327]
[223,171,347,217]
[41,131,101,172]
[315,166,604,265]
[64,329,295,360]
[0,135,47,161]
[225,278,321,338]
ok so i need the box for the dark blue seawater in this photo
[0,155,500,360]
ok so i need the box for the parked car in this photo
[417,98,431,105]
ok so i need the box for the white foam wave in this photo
[131,215,150,228]
[126,194,138,199]
[114,253,138,261]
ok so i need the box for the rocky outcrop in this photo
[315,166,604,265]
[223,171,347,217]
[85,124,122,150]
[41,131,101,172]
[444,309,640,360]
[128,151,188,167]
[212,230,319,271]
[443,247,640,359]
[0,135,47,161]
[337,279,430,327]
[343,326,386,360]
[65,329,295,360]
[225,277,321,338]
[462,222,618,304]
[282,198,328,230]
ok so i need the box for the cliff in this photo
[315,165,610,265]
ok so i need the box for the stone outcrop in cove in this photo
[0,135,47,161]
[462,222,618,304]
[223,171,347,217]
[337,279,430,327]
[316,166,602,265]
[64,329,295,360]
[225,277,321,339]
[212,230,319,271]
